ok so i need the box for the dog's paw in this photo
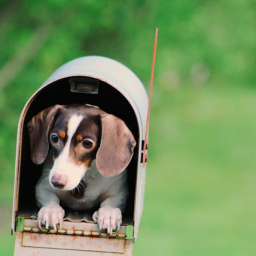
[37,202,65,230]
[92,207,122,234]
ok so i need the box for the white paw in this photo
[37,202,65,230]
[92,207,122,234]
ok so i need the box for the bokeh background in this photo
[1,0,256,255]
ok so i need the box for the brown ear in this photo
[27,105,63,165]
[96,114,136,177]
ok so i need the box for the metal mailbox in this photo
[12,56,149,255]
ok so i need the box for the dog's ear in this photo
[27,105,63,165]
[96,114,136,177]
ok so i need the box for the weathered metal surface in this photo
[23,219,127,235]
[15,231,133,256]
[22,233,125,253]
[14,219,132,255]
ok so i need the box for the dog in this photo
[27,104,136,233]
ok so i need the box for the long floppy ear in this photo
[27,105,63,165]
[96,114,136,177]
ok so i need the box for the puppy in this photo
[27,104,136,233]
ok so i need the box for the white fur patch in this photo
[67,115,84,139]
[49,115,87,190]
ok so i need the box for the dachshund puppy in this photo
[27,104,136,233]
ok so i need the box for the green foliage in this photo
[134,85,256,255]
[1,0,256,255]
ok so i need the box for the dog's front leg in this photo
[37,200,65,230]
[92,192,127,234]
[36,176,65,230]
[93,206,122,234]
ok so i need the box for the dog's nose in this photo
[51,174,68,189]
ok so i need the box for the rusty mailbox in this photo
[12,56,149,255]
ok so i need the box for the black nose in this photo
[51,174,67,189]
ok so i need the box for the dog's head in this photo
[27,104,136,191]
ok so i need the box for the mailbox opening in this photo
[17,76,139,225]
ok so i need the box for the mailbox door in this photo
[14,233,133,256]
[14,219,133,255]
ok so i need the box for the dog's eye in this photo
[50,133,59,144]
[82,139,93,149]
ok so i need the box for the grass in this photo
[1,0,256,254]
[133,85,256,256]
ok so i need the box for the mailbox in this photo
[12,56,148,255]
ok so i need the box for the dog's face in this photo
[48,109,101,190]
[27,104,136,191]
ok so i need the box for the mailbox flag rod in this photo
[143,28,158,167]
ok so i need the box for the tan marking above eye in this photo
[58,131,66,139]
[76,134,83,142]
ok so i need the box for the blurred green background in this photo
[1,0,256,255]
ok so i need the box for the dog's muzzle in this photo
[51,174,68,189]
